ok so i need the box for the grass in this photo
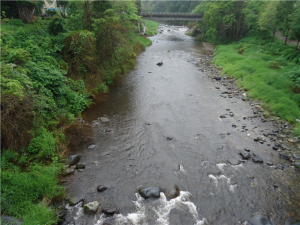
[213,37,300,130]
[142,19,159,36]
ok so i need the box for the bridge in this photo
[140,12,202,21]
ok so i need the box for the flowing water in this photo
[63,24,300,225]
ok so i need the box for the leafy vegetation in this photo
[143,19,159,36]
[1,0,152,223]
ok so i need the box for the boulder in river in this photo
[97,185,108,192]
[67,155,81,166]
[239,152,251,160]
[247,215,273,225]
[156,62,163,66]
[165,185,180,199]
[279,153,290,161]
[102,205,119,216]
[138,187,161,199]
[84,201,100,214]
[252,155,263,163]
[294,161,300,168]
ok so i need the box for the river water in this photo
[63,24,300,225]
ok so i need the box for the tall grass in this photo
[213,38,300,125]
[143,19,159,36]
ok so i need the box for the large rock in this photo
[84,201,100,214]
[294,162,300,169]
[165,185,180,199]
[138,187,161,199]
[67,155,81,166]
[97,185,108,192]
[247,215,273,225]
[64,166,75,175]
[252,155,263,163]
[239,152,251,160]
[1,216,23,225]
[102,205,119,216]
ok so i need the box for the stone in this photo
[229,112,234,117]
[266,162,274,166]
[138,187,161,199]
[245,148,250,152]
[88,145,96,149]
[220,115,226,118]
[84,201,100,214]
[228,159,241,166]
[247,215,273,225]
[78,169,85,172]
[97,185,108,192]
[55,208,66,219]
[254,137,260,142]
[277,164,284,170]
[156,62,163,66]
[67,155,81,166]
[76,163,85,169]
[99,117,110,123]
[165,185,180,199]
[167,137,173,140]
[68,197,83,206]
[294,162,300,168]
[64,167,75,175]
[293,153,300,160]
[263,133,269,137]
[1,216,23,225]
[252,155,263,163]
[239,152,251,160]
[102,206,119,216]
[279,153,290,161]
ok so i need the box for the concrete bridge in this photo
[140,12,202,21]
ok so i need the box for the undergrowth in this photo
[143,19,159,36]
[213,36,300,135]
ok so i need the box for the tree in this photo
[291,6,300,49]
[276,1,297,45]
[56,0,69,18]
[257,1,279,42]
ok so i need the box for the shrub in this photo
[8,19,23,26]
[48,16,67,35]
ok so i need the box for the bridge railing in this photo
[140,12,202,17]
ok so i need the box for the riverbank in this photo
[212,36,300,135]
[1,15,156,224]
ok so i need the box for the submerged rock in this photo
[99,117,110,123]
[138,187,161,199]
[165,185,180,199]
[84,201,100,214]
[247,215,273,225]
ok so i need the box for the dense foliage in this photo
[1,0,152,223]
[193,0,300,45]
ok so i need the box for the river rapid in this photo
[63,24,300,225]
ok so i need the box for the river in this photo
[63,24,300,225]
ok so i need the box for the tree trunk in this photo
[272,28,276,42]
[284,29,289,45]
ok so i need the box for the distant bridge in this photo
[140,12,202,21]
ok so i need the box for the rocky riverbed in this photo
[56,23,300,225]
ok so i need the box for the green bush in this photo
[48,16,67,36]
[8,19,23,26]
[27,128,56,159]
